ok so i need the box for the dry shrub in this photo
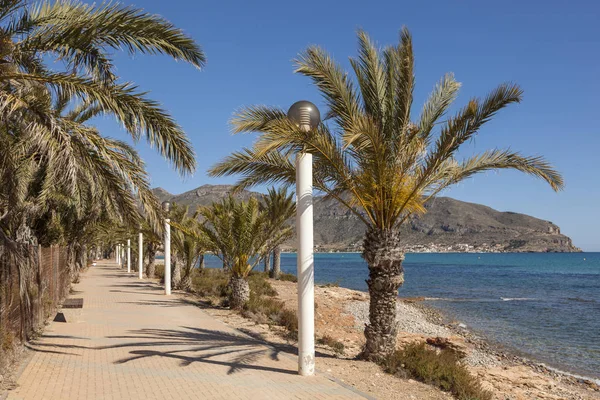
[317,335,345,355]
[192,268,229,297]
[155,265,165,282]
[277,309,298,338]
[248,272,277,297]
[382,342,492,400]
[277,273,297,282]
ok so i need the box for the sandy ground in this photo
[199,280,600,400]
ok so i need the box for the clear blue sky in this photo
[92,0,600,251]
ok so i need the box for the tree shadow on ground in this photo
[103,326,298,375]
[108,289,164,296]
[117,300,182,307]
[110,283,164,290]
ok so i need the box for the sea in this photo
[198,252,600,380]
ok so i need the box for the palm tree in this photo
[197,196,269,308]
[170,205,208,291]
[261,187,295,279]
[0,0,205,175]
[209,28,564,360]
[1,0,206,255]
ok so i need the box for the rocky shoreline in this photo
[201,280,599,400]
[405,299,600,386]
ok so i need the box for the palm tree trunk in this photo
[198,253,205,271]
[180,265,193,291]
[263,252,271,273]
[172,256,182,289]
[146,244,156,278]
[270,246,281,279]
[229,276,250,309]
[359,228,404,362]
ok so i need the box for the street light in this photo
[138,223,144,279]
[287,100,320,376]
[127,239,131,273]
[162,201,171,295]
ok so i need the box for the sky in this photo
[91,0,600,251]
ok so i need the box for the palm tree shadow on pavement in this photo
[105,326,297,375]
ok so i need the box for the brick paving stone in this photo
[6,262,367,400]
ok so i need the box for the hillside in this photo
[153,185,580,253]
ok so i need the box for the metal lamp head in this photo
[287,101,320,129]
[161,201,171,213]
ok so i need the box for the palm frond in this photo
[2,72,196,174]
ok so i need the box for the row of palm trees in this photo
[0,0,563,366]
[0,0,203,334]
[167,187,295,308]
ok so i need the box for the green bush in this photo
[317,335,345,355]
[382,343,492,400]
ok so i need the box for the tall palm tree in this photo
[209,28,564,360]
[0,0,205,175]
[261,187,295,279]
[197,196,269,308]
[1,0,206,254]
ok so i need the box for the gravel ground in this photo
[344,299,501,369]
[344,300,452,338]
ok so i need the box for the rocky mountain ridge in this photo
[153,185,580,253]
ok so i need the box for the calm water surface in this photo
[201,252,600,379]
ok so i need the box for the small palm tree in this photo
[197,196,268,308]
[261,187,295,279]
[209,28,564,360]
[170,206,208,291]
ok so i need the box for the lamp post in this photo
[127,239,131,273]
[138,224,144,279]
[162,201,171,295]
[287,100,320,376]
[116,244,120,264]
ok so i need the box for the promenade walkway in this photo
[5,262,366,400]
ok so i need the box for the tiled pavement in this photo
[5,262,367,400]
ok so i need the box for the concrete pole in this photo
[127,239,131,273]
[138,232,143,279]
[116,244,119,264]
[296,151,315,376]
[164,218,171,295]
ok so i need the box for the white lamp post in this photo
[288,100,320,376]
[138,225,144,279]
[116,244,120,264]
[162,201,171,295]
[127,239,131,273]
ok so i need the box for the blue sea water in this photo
[201,252,600,379]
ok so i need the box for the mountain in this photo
[153,185,580,253]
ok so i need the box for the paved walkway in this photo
[6,262,365,400]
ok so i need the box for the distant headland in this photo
[153,185,580,253]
